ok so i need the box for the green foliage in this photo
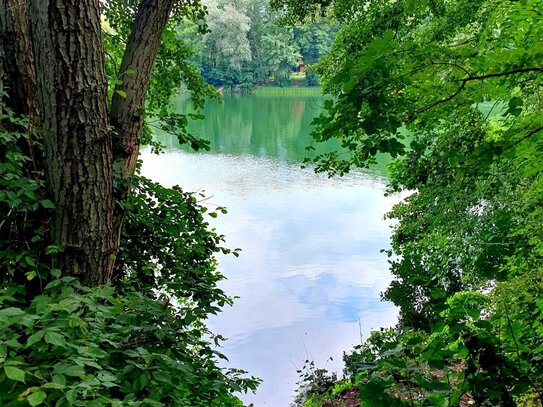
[293,359,338,407]
[335,287,541,406]
[0,97,52,286]
[0,277,258,406]
[179,0,337,89]
[1,24,259,401]
[114,172,238,321]
[281,0,543,404]
[294,23,337,86]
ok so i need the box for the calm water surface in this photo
[141,90,398,406]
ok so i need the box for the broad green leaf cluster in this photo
[280,0,543,404]
[0,277,257,406]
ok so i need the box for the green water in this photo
[144,89,397,406]
[157,90,332,162]
[157,90,390,175]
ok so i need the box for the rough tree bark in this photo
[28,0,116,285]
[0,0,37,120]
[0,1,43,294]
[111,0,175,175]
[0,0,178,286]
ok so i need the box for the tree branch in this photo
[110,0,175,177]
[458,67,543,83]
[109,0,175,254]
[505,125,543,150]
[413,80,467,114]
[413,67,543,115]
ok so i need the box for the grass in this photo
[291,73,307,81]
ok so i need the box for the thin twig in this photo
[414,80,467,114]
[0,208,12,229]
[504,126,543,151]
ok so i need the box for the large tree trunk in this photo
[1,0,175,286]
[29,0,116,286]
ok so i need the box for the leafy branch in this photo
[414,67,543,114]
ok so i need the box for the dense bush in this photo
[0,100,259,406]
[0,278,256,406]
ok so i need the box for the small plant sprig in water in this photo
[292,358,337,407]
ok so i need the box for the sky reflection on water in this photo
[141,150,399,406]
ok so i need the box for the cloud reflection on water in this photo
[141,150,399,406]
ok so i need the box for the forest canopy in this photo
[179,0,338,89]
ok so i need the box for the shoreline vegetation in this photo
[282,0,543,405]
[245,84,322,95]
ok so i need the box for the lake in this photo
[141,89,398,406]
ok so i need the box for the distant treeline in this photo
[178,0,337,90]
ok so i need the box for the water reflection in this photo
[156,91,390,171]
[143,91,398,406]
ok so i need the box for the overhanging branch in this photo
[505,125,543,150]
[413,67,543,115]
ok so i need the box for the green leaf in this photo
[42,382,65,389]
[45,331,66,347]
[58,364,85,377]
[4,339,23,349]
[0,307,25,319]
[65,388,77,404]
[4,365,26,382]
[52,374,66,386]
[27,331,44,347]
[115,90,127,98]
[152,370,172,384]
[28,391,47,406]
[143,399,164,407]
[26,271,37,281]
[40,199,55,209]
